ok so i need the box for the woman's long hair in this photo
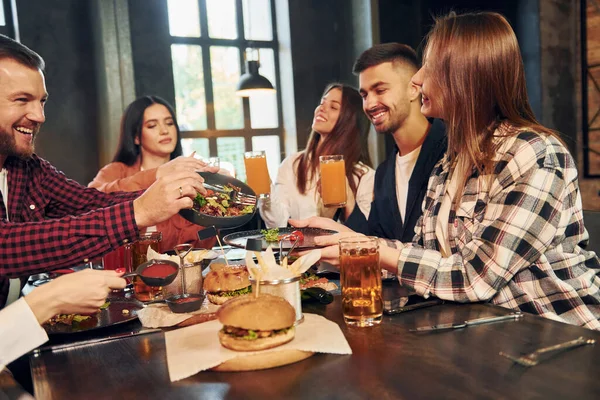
[423,12,559,189]
[112,95,183,165]
[295,83,372,196]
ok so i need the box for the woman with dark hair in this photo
[111,96,184,167]
[297,12,600,329]
[259,83,375,228]
[90,95,215,250]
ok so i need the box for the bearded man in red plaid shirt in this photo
[0,35,213,308]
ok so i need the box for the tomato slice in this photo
[278,230,304,242]
[291,230,304,241]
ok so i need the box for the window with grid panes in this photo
[0,0,16,38]
[167,0,283,182]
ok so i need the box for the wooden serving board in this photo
[211,349,314,372]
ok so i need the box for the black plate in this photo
[179,172,257,229]
[43,297,143,335]
[222,227,338,250]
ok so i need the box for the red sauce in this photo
[172,297,199,304]
[141,263,177,278]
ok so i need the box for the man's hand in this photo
[133,170,207,227]
[288,216,354,233]
[155,155,219,180]
[311,231,365,265]
[25,269,126,324]
[290,216,363,265]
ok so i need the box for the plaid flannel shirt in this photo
[396,130,600,330]
[0,155,140,308]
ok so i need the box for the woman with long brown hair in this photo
[392,11,600,329]
[259,83,374,228]
[297,12,600,329]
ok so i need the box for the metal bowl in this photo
[179,172,257,229]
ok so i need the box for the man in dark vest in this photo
[293,43,446,266]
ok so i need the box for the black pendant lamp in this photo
[236,58,275,97]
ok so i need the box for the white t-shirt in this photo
[395,146,421,223]
[0,298,49,371]
[0,168,8,217]
[0,168,20,306]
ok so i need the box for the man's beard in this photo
[375,119,400,136]
[0,128,36,159]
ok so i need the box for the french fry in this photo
[254,251,268,272]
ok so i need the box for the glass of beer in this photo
[319,155,346,207]
[339,236,382,327]
[244,150,271,198]
[131,232,163,302]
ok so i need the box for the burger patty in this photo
[221,325,292,340]
[208,286,252,298]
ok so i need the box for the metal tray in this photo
[43,297,143,335]
[222,227,337,250]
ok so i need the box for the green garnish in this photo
[72,315,91,323]
[194,183,255,216]
[244,330,258,340]
[100,301,110,310]
[195,193,207,207]
[220,286,252,297]
[241,205,254,215]
[261,228,279,242]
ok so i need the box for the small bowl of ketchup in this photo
[165,293,204,313]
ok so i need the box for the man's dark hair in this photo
[0,34,45,71]
[352,43,418,75]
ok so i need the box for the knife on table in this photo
[410,312,523,332]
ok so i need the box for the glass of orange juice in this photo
[319,155,346,207]
[244,150,271,198]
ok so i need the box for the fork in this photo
[203,183,256,206]
[499,336,596,367]
[279,235,301,267]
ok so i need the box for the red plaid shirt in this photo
[0,155,140,307]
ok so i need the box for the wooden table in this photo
[29,285,600,399]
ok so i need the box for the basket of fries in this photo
[244,247,321,325]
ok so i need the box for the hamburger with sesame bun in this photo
[217,294,296,352]
[203,268,251,305]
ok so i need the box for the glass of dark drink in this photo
[339,236,382,327]
[131,232,163,302]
